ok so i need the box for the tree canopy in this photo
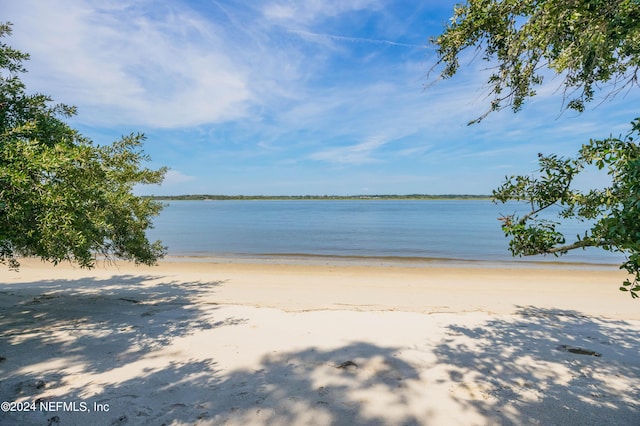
[433,0,640,123]
[0,23,166,269]
[432,1,640,297]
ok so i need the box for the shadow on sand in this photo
[433,305,640,425]
[0,275,425,425]
[0,274,237,425]
[2,275,639,425]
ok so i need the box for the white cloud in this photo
[263,0,382,24]
[309,135,390,164]
[133,169,196,195]
[289,29,425,48]
[3,0,252,128]
[263,3,296,20]
[4,0,631,197]
[161,170,197,186]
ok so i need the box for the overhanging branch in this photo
[544,239,614,254]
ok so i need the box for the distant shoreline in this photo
[147,194,493,201]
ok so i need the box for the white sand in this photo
[1,259,639,425]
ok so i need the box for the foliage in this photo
[494,120,640,297]
[432,0,640,123]
[432,1,640,296]
[0,23,166,269]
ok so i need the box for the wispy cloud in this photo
[5,0,252,128]
[262,0,382,24]
[289,29,426,48]
[3,0,637,195]
[309,135,390,164]
[134,169,196,194]
[162,170,197,185]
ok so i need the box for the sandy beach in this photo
[1,258,639,425]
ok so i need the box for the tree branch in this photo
[544,239,614,254]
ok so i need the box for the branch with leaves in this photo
[494,119,640,297]
[431,0,640,124]
[431,1,640,297]
[0,23,166,269]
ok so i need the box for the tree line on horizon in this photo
[147,194,493,201]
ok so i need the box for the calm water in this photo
[147,200,623,265]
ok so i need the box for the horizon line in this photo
[145,193,494,199]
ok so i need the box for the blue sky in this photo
[3,0,638,195]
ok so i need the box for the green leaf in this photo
[0,23,166,270]
[432,2,640,297]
